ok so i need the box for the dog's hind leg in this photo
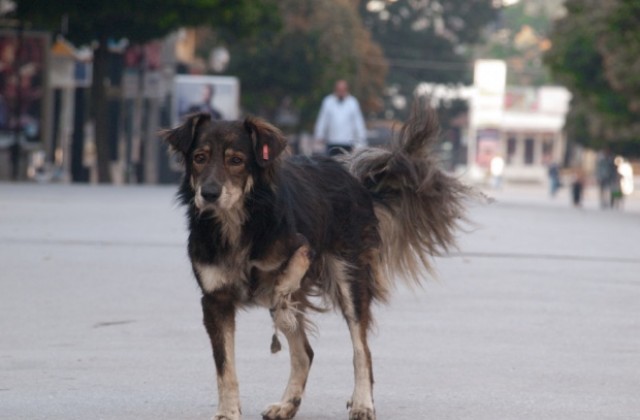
[262,313,314,420]
[202,291,242,420]
[338,275,376,420]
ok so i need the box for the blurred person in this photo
[0,91,8,128]
[595,149,616,208]
[548,161,561,197]
[610,157,625,209]
[617,157,635,196]
[186,84,223,120]
[314,79,366,156]
[490,155,504,189]
[571,167,585,208]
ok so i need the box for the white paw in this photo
[213,408,241,420]
[261,398,301,419]
[346,400,375,420]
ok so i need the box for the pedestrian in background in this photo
[314,80,367,156]
[610,157,624,209]
[490,155,504,190]
[571,167,585,208]
[548,162,561,197]
[595,149,616,208]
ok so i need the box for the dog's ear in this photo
[160,113,211,155]
[244,116,287,167]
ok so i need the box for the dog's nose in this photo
[201,185,221,202]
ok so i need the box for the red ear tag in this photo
[262,144,270,161]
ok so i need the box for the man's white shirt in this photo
[314,94,367,148]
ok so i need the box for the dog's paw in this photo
[348,408,375,420]
[261,398,301,420]
[346,401,375,420]
[213,408,241,420]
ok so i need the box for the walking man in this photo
[314,80,367,156]
[596,149,616,208]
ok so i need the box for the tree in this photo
[15,0,278,182]
[216,0,387,128]
[478,0,564,86]
[359,0,497,119]
[545,0,640,155]
[597,1,640,114]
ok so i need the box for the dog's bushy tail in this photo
[343,105,476,285]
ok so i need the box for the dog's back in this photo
[270,155,380,257]
[246,154,386,310]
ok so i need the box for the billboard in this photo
[471,59,506,127]
[173,75,240,125]
[476,128,500,168]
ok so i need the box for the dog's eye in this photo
[193,154,207,164]
[229,157,244,166]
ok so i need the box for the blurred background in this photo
[0,0,638,198]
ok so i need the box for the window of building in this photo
[524,138,535,165]
[506,136,517,164]
[542,135,554,163]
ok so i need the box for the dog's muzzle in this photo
[200,185,222,203]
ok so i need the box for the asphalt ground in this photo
[1,183,639,420]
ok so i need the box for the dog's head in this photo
[161,113,287,212]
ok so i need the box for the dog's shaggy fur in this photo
[162,106,472,420]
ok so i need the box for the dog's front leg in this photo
[202,292,241,420]
[270,236,313,333]
[262,241,314,420]
[262,313,313,420]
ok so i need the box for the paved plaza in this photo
[1,183,639,420]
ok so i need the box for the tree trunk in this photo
[91,39,112,183]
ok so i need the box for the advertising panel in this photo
[173,75,240,125]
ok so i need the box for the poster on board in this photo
[173,75,240,125]
[475,128,500,168]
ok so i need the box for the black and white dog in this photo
[162,107,471,420]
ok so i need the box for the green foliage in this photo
[599,0,640,113]
[221,0,387,128]
[545,0,640,155]
[479,0,564,86]
[501,0,554,35]
[15,0,276,44]
[359,0,497,119]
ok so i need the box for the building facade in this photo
[468,60,571,183]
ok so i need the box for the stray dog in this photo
[162,106,472,420]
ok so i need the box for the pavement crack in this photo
[93,320,136,328]
[451,251,640,264]
[0,237,182,249]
